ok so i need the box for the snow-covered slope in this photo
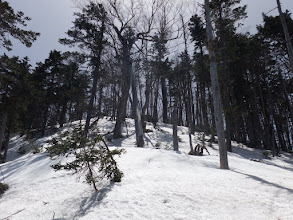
[0,118,293,220]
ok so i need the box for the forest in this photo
[0,0,293,167]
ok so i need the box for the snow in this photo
[1,118,293,220]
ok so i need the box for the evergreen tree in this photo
[0,0,39,51]
[47,124,124,191]
[189,14,211,135]
[34,51,70,135]
[0,55,32,162]
[210,0,247,152]
[0,0,39,162]
[60,3,107,134]
[150,31,169,127]
[30,51,88,132]
[253,12,293,152]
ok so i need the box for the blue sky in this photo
[3,0,293,65]
[3,0,77,65]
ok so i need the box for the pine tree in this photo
[30,51,88,132]
[210,0,247,152]
[0,55,32,162]
[47,124,124,191]
[189,14,211,135]
[150,32,169,127]
[0,0,39,51]
[60,3,107,135]
[254,12,293,152]
[0,0,39,162]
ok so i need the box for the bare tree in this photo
[204,0,229,169]
[72,0,190,148]
[105,0,150,147]
[75,0,167,147]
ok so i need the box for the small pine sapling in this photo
[47,124,124,191]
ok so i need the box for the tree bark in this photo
[142,76,151,131]
[113,34,144,148]
[41,104,49,137]
[59,100,68,128]
[161,77,168,123]
[98,84,104,118]
[130,62,144,147]
[113,42,131,138]
[152,80,159,127]
[278,68,293,122]
[3,127,10,163]
[277,0,293,73]
[172,97,179,151]
[205,0,229,169]
[200,82,209,134]
[0,113,7,152]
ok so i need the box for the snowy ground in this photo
[0,118,293,220]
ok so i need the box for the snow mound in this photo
[0,118,293,220]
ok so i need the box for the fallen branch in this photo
[0,208,25,220]
[189,144,210,156]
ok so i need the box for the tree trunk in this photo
[113,80,130,138]
[84,19,105,135]
[183,83,194,152]
[142,74,151,131]
[84,70,98,134]
[113,42,132,138]
[161,77,168,123]
[278,68,293,121]
[200,82,209,134]
[111,84,117,119]
[195,85,201,127]
[277,0,293,73]
[130,62,144,147]
[98,84,104,118]
[208,86,216,141]
[223,93,232,152]
[205,0,229,169]
[3,127,11,163]
[59,100,68,128]
[41,104,49,137]
[172,97,179,151]
[113,34,144,148]
[266,75,277,154]
[0,113,7,152]
[153,80,159,127]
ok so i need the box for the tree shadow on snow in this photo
[144,134,156,148]
[109,133,136,148]
[229,146,263,160]
[262,160,293,173]
[71,183,114,219]
[232,170,293,194]
[1,153,51,180]
[231,146,293,173]
[144,131,173,149]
